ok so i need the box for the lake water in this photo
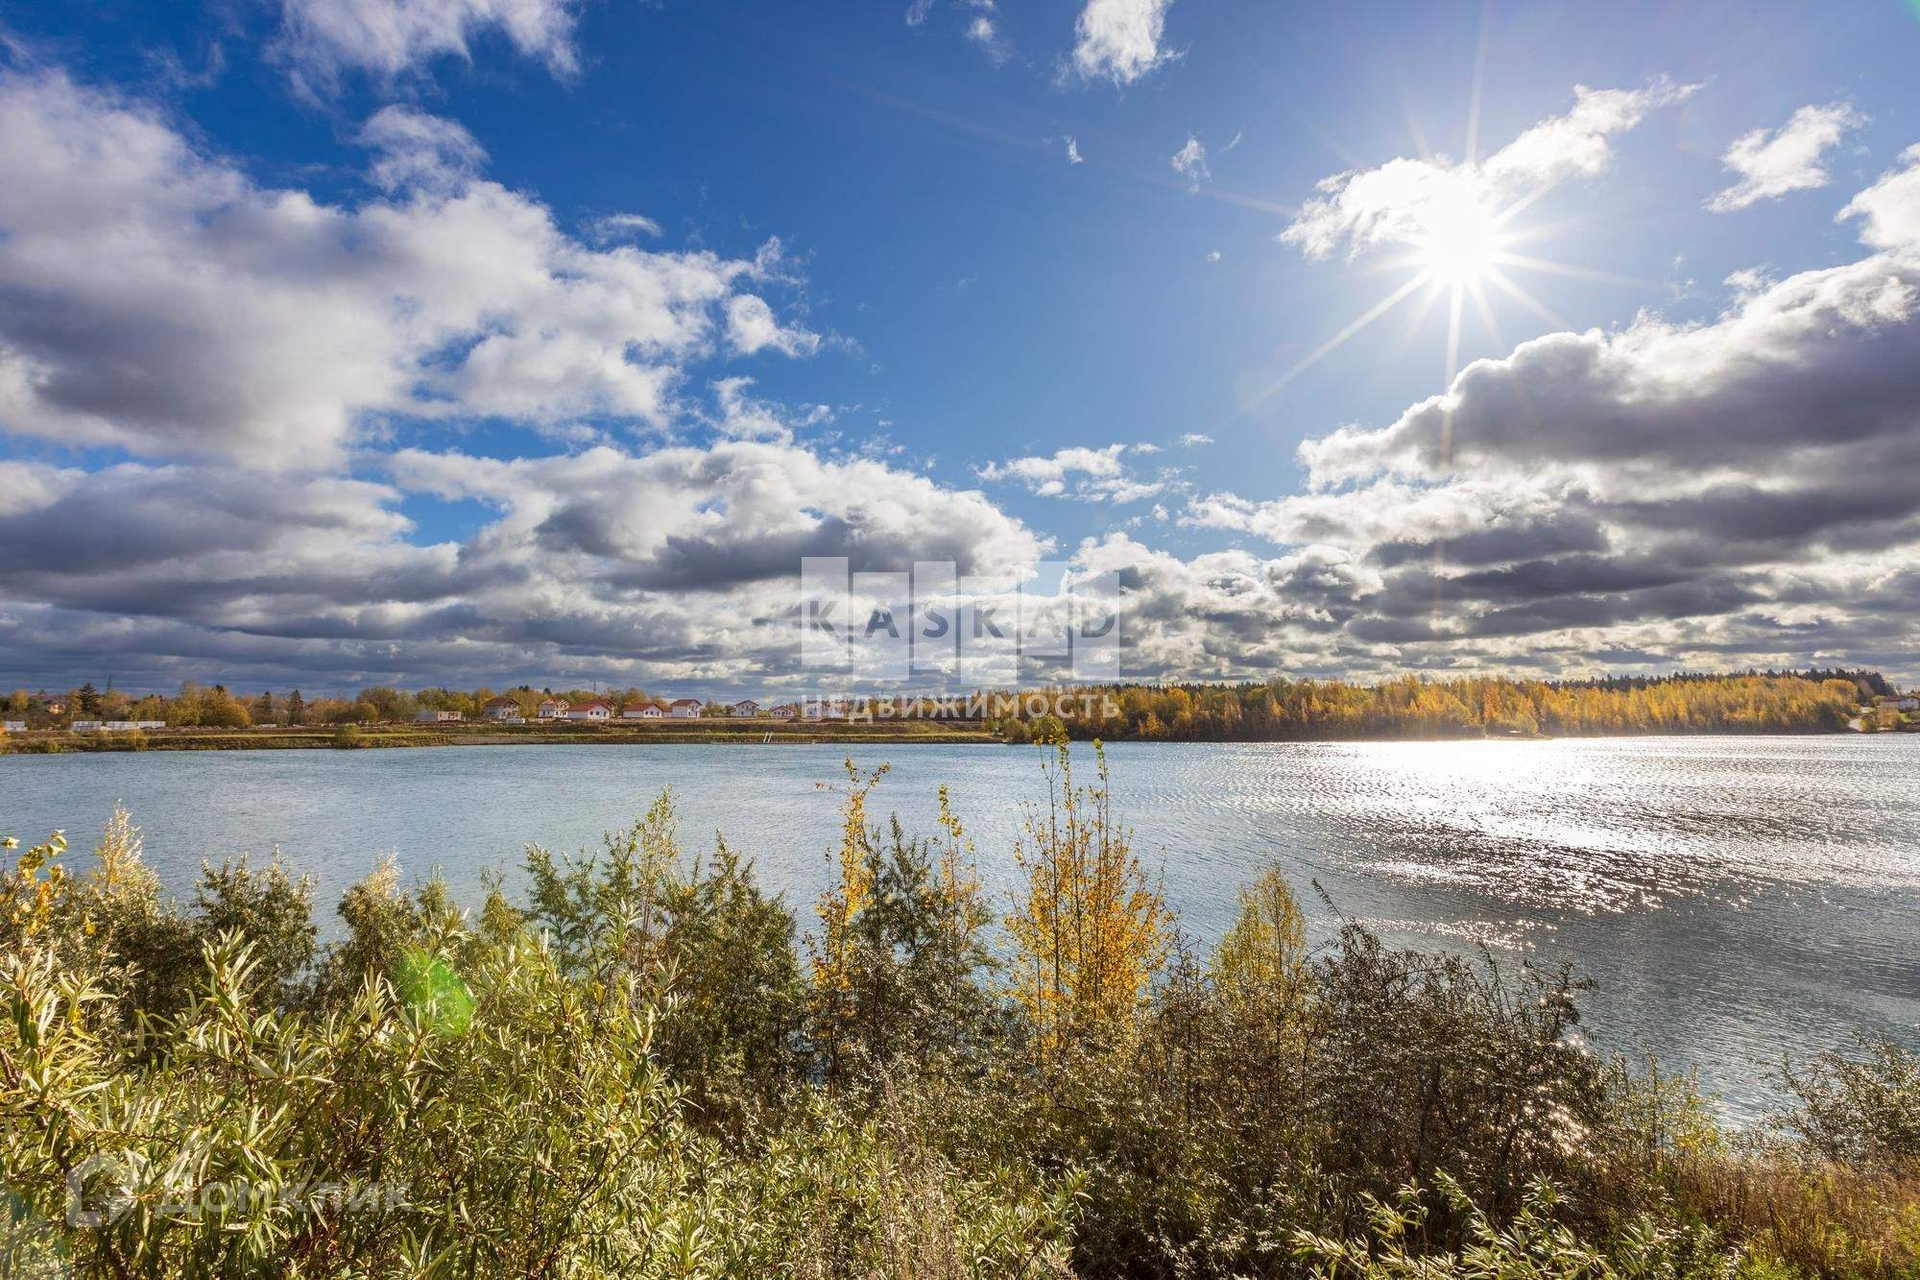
[4,735,1917,1119]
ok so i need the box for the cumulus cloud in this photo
[0,429,1050,690]
[1841,143,1920,249]
[277,0,585,88]
[0,69,809,471]
[1281,79,1698,261]
[1071,0,1175,86]
[1064,135,1084,165]
[1165,150,1920,677]
[1169,135,1208,193]
[978,445,1168,502]
[1709,102,1864,212]
[726,295,823,358]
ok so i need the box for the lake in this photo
[4,735,1916,1119]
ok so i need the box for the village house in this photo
[567,700,612,721]
[536,698,568,720]
[482,696,522,722]
[415,709,463,723]
[768,705,795,722]
[2,720,25,732]
[667,698,703,719]
[1878,694,1920,712]
[621,702,665,719]
[731,699,762,717]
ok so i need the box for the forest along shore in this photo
[4,671,1908,754]
[0,718,1000,753]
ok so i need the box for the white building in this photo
[536,699,569,720]
[482,697,522,721]
[622,702,665,719]
[731,699,762,717]
[415,709,463,723]
[768,705,795,722]
[567,700,612,721]
[3,720,26,732]
[667,698,703,719]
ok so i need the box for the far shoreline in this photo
[5,719,1903,757]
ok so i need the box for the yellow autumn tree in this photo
[1212,863,1309,1013]
[1005,734,1168,1063]
[807,758,889,1063]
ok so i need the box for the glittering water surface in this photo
[5,736,1916,1118]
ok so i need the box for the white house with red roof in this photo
[566,700,612,721]
[536,698,568,720]
[482,696,522,722]
[621,701,665,719]
[667,698,703,719]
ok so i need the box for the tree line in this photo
[995,671,1873,742]
[4,738,1916,1275]
[0,682,669,729]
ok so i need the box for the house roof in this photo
[569,700,611,711]
[669,697,702,707]
[483,696,519,707]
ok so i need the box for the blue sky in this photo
[2,0,1918,694]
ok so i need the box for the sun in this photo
[1415,195,1501,285]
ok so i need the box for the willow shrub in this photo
[0,819,1076,1276]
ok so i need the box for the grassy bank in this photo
[4,740,1917,1276]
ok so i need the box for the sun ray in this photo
[1237,270,1433,417]
[1482,265,1570,331]
[1441,282,1466,461]
[1464,0,1492,164]
[1394,275,1448,355]
[1468,276,1507,356]
[1491,251,1659,290]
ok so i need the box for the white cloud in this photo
[1840,143,1920,250]
[589,211,666,241]
[277,0,584,89]
[0,69,812,471]
[1177,432,1213,446]
[1065,135,1084,165]
[1281,79,1698,261]
[978,444,1168,502]
[965,14,1007,63]
[1193,155,1920,672]
[358,103,488,191]
[0,422,1053,690]
[1204,250,1221,262]
[725,295,822,358]
[1170,135,1209,193]
[1709,102,1864,212]
[1071,0,1175,86]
